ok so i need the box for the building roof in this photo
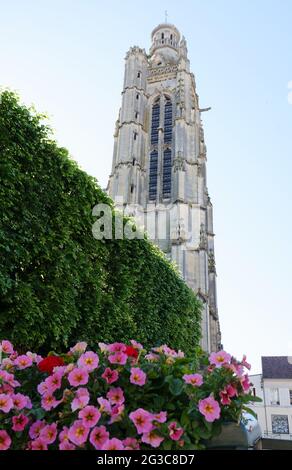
[262,356,292,379]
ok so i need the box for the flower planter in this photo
[204,422,256,450]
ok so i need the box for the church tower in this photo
[107,23,221,352]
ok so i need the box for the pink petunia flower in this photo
[183,373,203,387]
[227,384,238,397]
[70,342,87,354]
[97,397,112,414]
[24,396,32,409]
[129,408,153,434]
[145,353,159,362]
[108,352,128,365]
[71,387,90,411]
[130,367,147,386]
[65,363,75,374]
[26,351,43,364]
[98,343,109,353]
[68,420,89,446]
[0,394,13,413]
[29,420,46,439]
[241,355,251,370]
[0,370,20,387]
[31,438,48,450]
[109,404,124,424]
[46,371,63,392]
[59,440,76,450]
[141,430,164,448]
[152,411,167,423]
[12,414,29,432]
[220,389,231,405]
[53,365,67,375]
[168,422,184,441]
[14,355,33,369]
[241,374,251,392]
[11,393,30,410]
[78,406,101,428]
[37,381,52,396]
[0,430,11,450]
[123,437,140,450]
[39,423,58,444]
[77,352,99,372]
[59,426,70,443]
[41,393,62,411]
[199,396,221,422]
[0,340,14,355]
[107,387,125,406]
[68,368,89,387]
[89,426,109,450]
[108,342,126,353]
[130,340,143,350]
[0,384,13,395]
[1,358,14,370]
[101,438,124,450]
[209,350,231,368]
[101,367,119,384]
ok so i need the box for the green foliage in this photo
[0,91,201,353]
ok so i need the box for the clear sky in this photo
[1,0,292,373]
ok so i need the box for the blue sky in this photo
[1,0,292,372]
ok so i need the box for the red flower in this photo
[125,346,138,359]
[38,356,64,375]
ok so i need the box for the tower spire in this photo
[107,23,222,353]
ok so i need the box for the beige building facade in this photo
[250,357,292,441]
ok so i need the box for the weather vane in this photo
[165,10,168,23]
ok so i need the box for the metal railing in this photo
[263,431,292,440]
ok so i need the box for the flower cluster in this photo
[0,339,257,450]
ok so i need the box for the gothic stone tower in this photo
[107,23,221,352]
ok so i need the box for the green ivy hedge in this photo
[0,91,201,353]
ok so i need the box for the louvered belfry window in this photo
[163,98,172,197]
[149,96,173,200]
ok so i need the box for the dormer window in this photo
[161,32,164,39]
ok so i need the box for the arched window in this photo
[149,99,160,200]
[163,149,172,197]
[163,98,173,198]
[151,99,160,145]
[149,150,158,200]
[149,97,172,200]
[164,98,172,144]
